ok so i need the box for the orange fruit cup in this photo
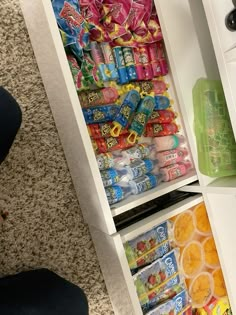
[202,236,220,269]
[173,210,196,247]
[212,267,227,299]
[188,272,214,308]
[193,203,212,237]
[180,240,204,279]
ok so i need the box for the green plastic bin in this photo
[193,78,236,177]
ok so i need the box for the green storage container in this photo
[193,79,236,177]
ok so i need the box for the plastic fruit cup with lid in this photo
[202,236,220,269]
[193,202,212,237]
[212,267,227,299]
[173,210,196,247]
[188,271,214,308]
[180,240,204,279]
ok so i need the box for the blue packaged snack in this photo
[173,289,189,314]
[111,90,141,137]
[133,249,181,311]
[129,173,158,195]
[105,185,132,205]
[100,168,130,187]
[52,0,90,58]
[128,96,155,145]
[154,95,170,110]
[146,289,189,315]
[124,221,171,271]
[83,105,120,124]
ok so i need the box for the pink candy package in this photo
[101,0,132,25]
[134,0,153,25]
[126,2,145,31]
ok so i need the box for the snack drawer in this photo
[90,194,203,315]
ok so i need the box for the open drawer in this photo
[19,0,199,235]
[90,194,203,315]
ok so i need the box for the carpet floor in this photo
[0,1,114,314]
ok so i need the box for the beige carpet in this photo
[0,1,113,314]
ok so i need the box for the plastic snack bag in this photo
[52,0,90,58]
[124,221,171,271]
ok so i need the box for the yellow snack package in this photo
[196,296,232,315]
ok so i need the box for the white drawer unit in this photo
[19,0,236,314]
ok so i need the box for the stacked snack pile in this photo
[124,221,192,314]
[172,202,231,314]
[51,0,193,205]
[123,203,232,314]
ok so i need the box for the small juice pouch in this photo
[134,249,181,311]
[124,221,172,271]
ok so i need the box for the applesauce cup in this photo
[212,267,227,299]
[202,236,220,269]
[193,203,212,237]
[188,271,213,308]
[173,210,196,247]
[180,240,204,279]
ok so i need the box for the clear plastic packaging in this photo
[180,240,204,279]
[212,267,227,299]
[124,221,171,271]
[173,210,196,247]
[193,78,236,177]
[187,271,214,308]
[193,202,212,237]
[202,236,220,269]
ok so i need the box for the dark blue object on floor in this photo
[0,86,22,164]
[0,268,89,315]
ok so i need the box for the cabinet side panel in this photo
[19,0,116,234]
[204,193,236,314]
[90,227,142,315]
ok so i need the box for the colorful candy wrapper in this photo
[133,21,154,45]
[67,54,89,91]
[92,135,133,153]
[147,14,163,42]
[134,0,153,25]
[124,221,171,271]
[122,47,137,81]
[113,31,137,47]
[126,2,145,31]
[80,0,100,25]
[83,105,120,124]
[103,15,128,41]
[133,80,168,95]
[128,96,155,144]
[148,43,162,77]
[100,43,119,80]
[88,122,128,139]
[52,0,90,58]
[80,51,104,88]
[148,110,176,124]
[139,46,153,80]
[111,90,141,137]
[154,95,171,110]
[101,0,132,25]
[78,87,119,107]
[145,122,179,137]
[157,42,169,75]
[113,47,129,84]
